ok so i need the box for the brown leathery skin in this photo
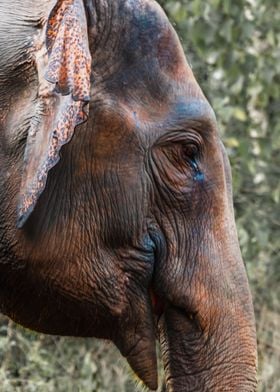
[0,1,257,391]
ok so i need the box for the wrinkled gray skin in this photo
[0,1,257,391]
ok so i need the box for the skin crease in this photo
[0,0,257,391]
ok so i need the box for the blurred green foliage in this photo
[0,319,134,392]
[0,0,279,391]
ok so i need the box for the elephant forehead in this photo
[92,0,194,85]
[134,97,215,127]
[91,1,213,137]
[89,89,217,162]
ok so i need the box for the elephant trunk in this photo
[152,148,258,390]
[159,299,257,391]
[156,245,257,391]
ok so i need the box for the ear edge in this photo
[17,0,92,229]
[16,98,89,230]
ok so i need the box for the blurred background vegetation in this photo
[0,0,279,390]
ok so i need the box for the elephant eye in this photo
[181,143,204,181]
[181,143,199,165]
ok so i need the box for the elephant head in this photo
[0,0,257,390]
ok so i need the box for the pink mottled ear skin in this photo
[17,0,91,228]
[46,0,91,99]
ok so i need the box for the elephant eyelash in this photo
[189,158,199,171]
[190,158,204,181]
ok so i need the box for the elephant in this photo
[0,0,257,390]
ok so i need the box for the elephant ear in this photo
[17,0,91,228]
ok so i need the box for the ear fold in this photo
[17,0,92,228]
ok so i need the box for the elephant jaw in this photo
[113,290,159,391]
[119,332,158,391]
[112,291,165,390]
